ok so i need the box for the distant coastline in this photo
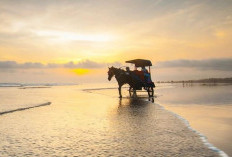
[156,77,232,84]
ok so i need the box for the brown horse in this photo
[108,66,136,98]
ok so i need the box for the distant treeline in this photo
[157,77,232,84]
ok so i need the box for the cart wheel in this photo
[129,87,137,97]
[147,87,154,97]
[129,87,133,97]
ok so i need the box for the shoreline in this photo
[156,102,229,157]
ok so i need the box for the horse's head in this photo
[107,66,115,81]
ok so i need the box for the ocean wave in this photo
[0,83,22,87]
[0,102,51,115]
[19,86,51,89]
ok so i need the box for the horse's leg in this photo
[118,85,122,98]
[129,86,132,97]
[133,89,137,98]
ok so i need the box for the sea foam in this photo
[156,102,229,157]
[0,102,51,115]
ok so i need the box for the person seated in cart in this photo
[133,68,145,82]
[142,66,152,83]
[126,59,153,84]
[141,66,148,73]
[125,67,130,75]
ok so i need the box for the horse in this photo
[107,66,136,98]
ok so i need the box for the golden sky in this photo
[0,0,232,83]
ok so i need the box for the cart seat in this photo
[133,70,145,81]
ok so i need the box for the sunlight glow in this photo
[71,69,90,75]
[36,30,112,42]
[214,30,226,38]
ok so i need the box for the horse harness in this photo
[114,69,128,80]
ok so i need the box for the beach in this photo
[1,0,232,156]
[156,83,232,156]
[0,84,227,156]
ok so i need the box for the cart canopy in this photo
[126,59,152,67]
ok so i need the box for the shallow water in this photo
[0,85,218,156]
[0,87,51,113]
[156,83,232,156]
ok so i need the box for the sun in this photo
[71,69,90,75]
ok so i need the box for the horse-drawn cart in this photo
[126,59,155,97]
[108,59,155,98]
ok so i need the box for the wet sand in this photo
[156,84,232,157]
[161,105,232,157]
[0,86,220,156]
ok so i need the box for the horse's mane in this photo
[111,66,125,73]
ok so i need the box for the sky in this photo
[0,0,232,83]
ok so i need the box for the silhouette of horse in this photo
[108,66,155,98]
[108,66,136,98]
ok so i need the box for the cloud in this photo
[64,60,105,69]
[63,60,121,69]
[0,61,44,69]
[156,58,232,71]
[0,60,121,69]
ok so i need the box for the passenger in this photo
[135,67,144,81]
[142,66,148,73]
[125,67,130,75]
[131,66,143,83]
[142,66,151,83]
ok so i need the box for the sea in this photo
[0,82,231,156]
